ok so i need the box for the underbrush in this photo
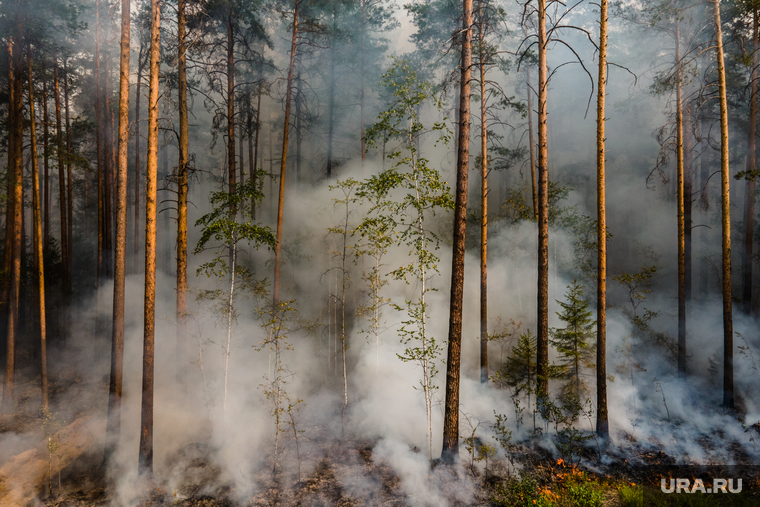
[491,467,605,507]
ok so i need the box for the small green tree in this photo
[360,57,454,467]
[194,178,274,421]
[551,280,596,408]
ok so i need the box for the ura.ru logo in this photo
[661,478,742,494]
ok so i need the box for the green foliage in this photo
[564,477,605,507]
[492,330,537,401]
[492,475,556,507]
[551,280,596,404]
[618,484,643,507]
[194,178,275,278]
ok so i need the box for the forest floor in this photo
[1,365,760,506]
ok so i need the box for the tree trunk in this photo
[274,0,299,306]
[2,29,23,414]
[134,52,145,275]
[360,6,366,165]
[177,0,189,391]
[478,0,488,384]
[523,24,537,217]
[139,0,161,476]
[595,0,609,438]
[676,19,686,377]
[227,14,236,268]
[684,101,693,305]
[295,70,302,188]
[326,16,337,180]
[28,42,48,411]
[105,55,114,281]
[713,0,734,409]
[96,0,104,289]
[536,0,550,404]
[54,61,69,295]
[251,89,261,218]
[42,78,50,247]
[105,0,130,465]
[744,8,758,315]
[64,60,72,283]
[442,0,472,461]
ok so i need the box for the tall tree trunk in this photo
[685,101,693,305]
[139,0,161,476]
[177,0,189,391]
[227,14,236,266]
[251,89,261,219]
[105,55,114,280]
[326,16,337,180]
[713,0,734,409]
[134,53,144,275]
[274,0,299,306]
[54,61,69,295]
[442,0,472,460]
[239,113,245,186]
[96,0,104,289]
[523,24,537,217]
[2,29,23,414]
[28,42,48,411]
[744,8,758,315]
[676,19,686,377]
[478,0,488,384]
[42,78,50,247]
[64,60,72,283]
[105,0,130,465]
[536,0,550,404]
[595,0,609,438]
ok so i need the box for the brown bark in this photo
[684,102,693,305]
[177,0,189,390]
[744,8,758,315]
[274,0,300,306]
[536,0,550,404]
[28,42,48,411]
[54,61,69,293]
[134,48,145,275]
[478,0,488,384]
[2,29,24,414]
[596,0,609,438]
[713,0,734,409]
[442,0,472,460]
[676,19,686,377]
[42,78,50,247]
[64,59,72,281]
[139,0,161,476]
[105,0,130,464]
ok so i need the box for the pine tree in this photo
[551,280,596,408]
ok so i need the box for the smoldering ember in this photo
[0,0,759,505]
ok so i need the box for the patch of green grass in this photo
[491,475,556,507]
[618,484,643,507]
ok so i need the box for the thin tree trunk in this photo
[138,0,161,476]
[676,19,686,377]
[326,18,337,180]
[2,30,23,414]
[96,0,104,289]
[744,8,758,315]
[536,0,550,404]
[524,24,537,217]
[227,15,236,268]
[105,55,114,281]
[596,0,609,438]
[295,70,302,188]
[685,101,693,305]
[134,53,144,274]
[360,6,366,165]
[28,43,48,411]
[64,60,72,283]
[442,0,472,460]
[273,0,299,306]
[478,0,488,384]
[105,0,130,465]
[713,0,734,409]
[54,61,69,294]
[177,0,189,390]
[42,78,50,247]
[252,89,261,219]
